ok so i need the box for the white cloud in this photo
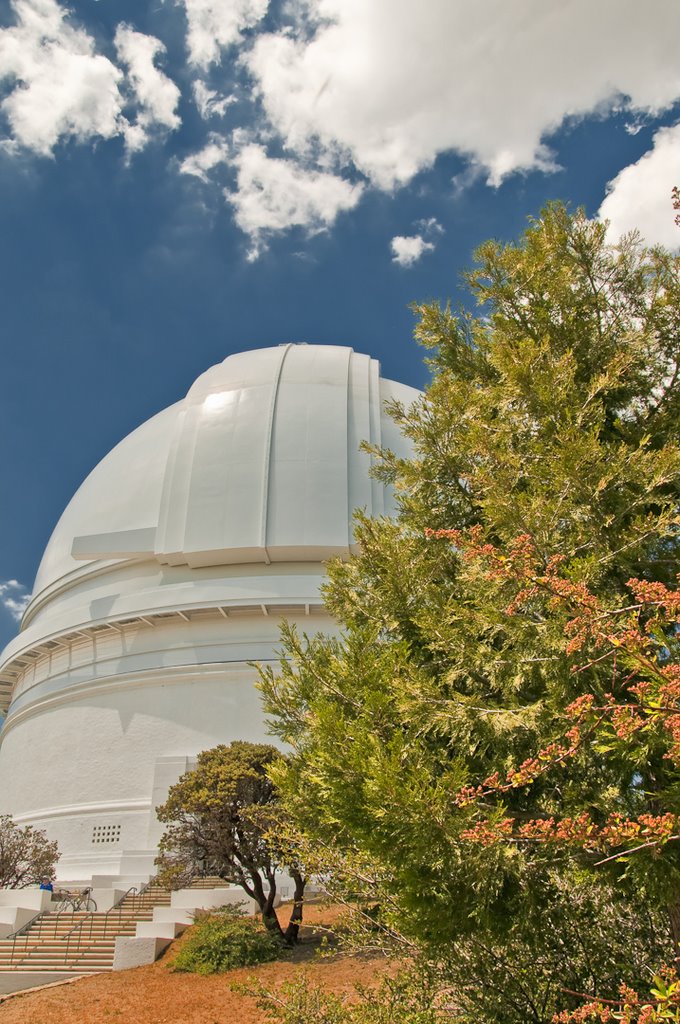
[177,0,269,69]
[0,0,125,155]
[416,217,443,236]
[4,0,680,254]
[192,80,235,119]
[599,123,680,250]
[390,234,434,267]
[0,580,30,622]
[114,25,181,153]
[225,143,363,258]
[391,215,442,265]
[179,132,231,181]
[247,0,680,188]
[0,1,183,157]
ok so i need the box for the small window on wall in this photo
[91,824,122,844]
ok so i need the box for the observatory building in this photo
[0,344,418,883]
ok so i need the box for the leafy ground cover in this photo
[171,906,284,974]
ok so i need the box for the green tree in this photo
[258,205,680,1019]
[156,742,305,943]
[0,815,58,888]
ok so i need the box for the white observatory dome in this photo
[0,344,419,882]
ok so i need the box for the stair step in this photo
[0,886,175,974]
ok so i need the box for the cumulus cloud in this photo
[0,580,30,622]
[599,123,680,250]
[391,234,434,267]
[192,80,235,119]
[179,132,231,181]
[177,0,269,69]
[4,0,680,253]
[114,25,181,152]
[0,0,125,155]
[0,1,183,156]
[226,143,363,258]
[391,216,443,265]
[247,0,680,188]
[179,136,363,255]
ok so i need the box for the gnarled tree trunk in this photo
[283,870,306,945]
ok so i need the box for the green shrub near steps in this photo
[171,905,283,974]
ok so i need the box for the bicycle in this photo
[54,887,97,913]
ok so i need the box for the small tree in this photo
[0,815,58,888]
[156,742,305,944]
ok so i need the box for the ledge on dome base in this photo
[91,889,128,912]
[170,885,266,915]
[0,891,52,912]
[136,920,186,940]
[87,847,158,891]
[89,874,154,891]
[0,890,53,938]
[152,907,194,926]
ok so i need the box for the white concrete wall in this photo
[0,345,420,882]
[0,615,329,880]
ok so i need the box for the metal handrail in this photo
[64,882,158,969]
[6,907,57,966]
[63,885,145,966]
[8,884,147,968]
[5,893,85,963]
[6,910,45,941]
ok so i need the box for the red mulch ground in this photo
[0,903,391,1024]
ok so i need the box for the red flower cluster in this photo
[453,740,577,806]
[459,810,680,859]
[459,818,513,846]
[553,970,680,1023]
[454,724,588,807]
[627,578,680,616]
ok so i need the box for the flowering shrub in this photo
[427,528,680,866]
[425,526,680,1018]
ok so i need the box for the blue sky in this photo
[0,0,679,650]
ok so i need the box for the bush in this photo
[171,906,283,974]
[240,972,444,1024]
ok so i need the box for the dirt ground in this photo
[0,903,391,1024]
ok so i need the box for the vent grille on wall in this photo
[92,824,121,844]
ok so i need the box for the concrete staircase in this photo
[0,885,172,976]
[188,875,231,889]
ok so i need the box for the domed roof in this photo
[33,344,420,599]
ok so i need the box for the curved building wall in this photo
[0,345,419,881]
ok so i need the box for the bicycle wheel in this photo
[82,897,97,913]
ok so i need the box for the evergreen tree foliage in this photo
[258,205,680,1018]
